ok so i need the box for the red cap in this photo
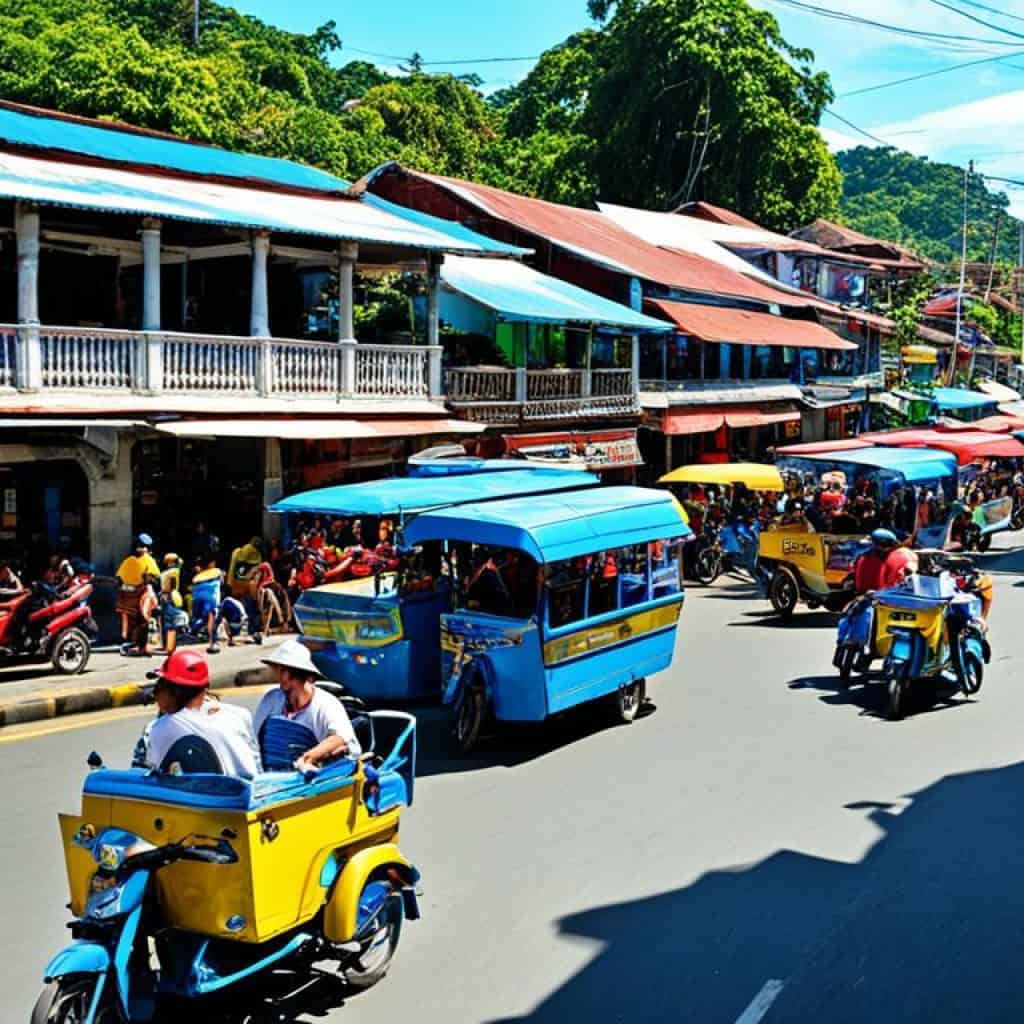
[147,649,210,688]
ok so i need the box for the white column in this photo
[338,241,358,342]
[426,254,441,348]
[428,346,443,398]
[141,218,162,331]
[250,230,271,337]
[14,202,41,391]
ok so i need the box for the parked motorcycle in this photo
[0,571,95,674]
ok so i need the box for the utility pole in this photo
[193,0,200,47]
[950,160,972,386]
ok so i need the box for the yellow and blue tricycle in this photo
[38,710,419,1022]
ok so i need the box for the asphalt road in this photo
[5,538,1024,1023]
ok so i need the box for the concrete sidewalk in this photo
[0,634,290,727]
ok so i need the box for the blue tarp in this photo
[270,468,599,518]
[0,104,347,193]
[778,445,958,485]
[931,388,998,412]
[404,486,691,563]
[440,255,671,331]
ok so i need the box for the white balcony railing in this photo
[0,325,443,401]
[445,364,639,425]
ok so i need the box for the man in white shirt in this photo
[254,639,360,772]
[143,650,261,778]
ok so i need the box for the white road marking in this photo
[734,979,785,1024]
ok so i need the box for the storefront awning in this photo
[154,418,484,440]
[663,404,800,435]
[646,300,858,351]
[441,255,671,331]
[501,428,643,469]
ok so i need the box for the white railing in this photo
[271,339,340,396]
[445,366,516,402]
[0,325,441,401]
[591,368,634,397]
[355,344,428,398]
[163,333,259,393]
[41,327,137,390]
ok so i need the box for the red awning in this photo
[861,428,1024,465]
[776,438,872,455]
[972,415,1024,433]
[645,301,858,351]
[664,404,799,435]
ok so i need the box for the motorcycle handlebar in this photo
[116,838,237,880]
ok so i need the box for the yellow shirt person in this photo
[117,552,160,586]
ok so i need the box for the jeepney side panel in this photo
[759,527,829,595]
[543,596,684,715]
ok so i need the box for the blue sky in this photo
[236,0,1024,212]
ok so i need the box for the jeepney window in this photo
[618,544,650,608]
[588,551,619,616]
[546,559,586,628]
[454,545,539,619]
[650,538,683,598]
[398,542,444,597]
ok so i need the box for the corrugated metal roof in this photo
[0,102,347,193]
[397,170,822,309]
[645,300,858,351]
[0,150,524,255]
[440,254,671,330]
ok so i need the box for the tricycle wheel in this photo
[768,568,799,618]
[959,650,984,696]
[32,975,121,1023]
[885,660,910,721]
[610,679,646,724]
[693,547,722,586]
[836,647,857,686]
[51,627,90,675]
[453,685,485,754]
[343,880,404,991]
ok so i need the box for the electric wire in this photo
[839,48,1024,97]
[924,0,1024,41]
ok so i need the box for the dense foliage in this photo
[838,147,1022,266]
[0,0,842,229]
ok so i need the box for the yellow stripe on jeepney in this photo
[299,608,403,648]
[543,600,683,666]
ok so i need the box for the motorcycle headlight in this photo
[91,829,152,870]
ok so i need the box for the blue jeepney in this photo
[270,464,598,701]
[404,486,691,752]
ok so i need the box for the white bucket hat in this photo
[261,638,323,679]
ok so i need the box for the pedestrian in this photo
[227,537,264,645]
[116,533,160,656]
[211,595,248,650]
[158,554,187,654]
[190,554,224,654]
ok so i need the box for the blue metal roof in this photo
[404,486,691,563]
[931,388,998,411]
[0,104,348,193]
[779,445,957,484]
[440,254,671,330]
[270,468,599,518]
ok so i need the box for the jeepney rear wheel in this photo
[343,879,404,991]
[768,568,799,619]
[610,679,646,724]
[454,683,486,754]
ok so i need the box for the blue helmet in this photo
[135,532,154,548]
[870,528,898,547]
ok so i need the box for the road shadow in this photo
[486,760,1024,1023]
[730,610,838,630]
[409,699,650,778]
[790,673,977,720]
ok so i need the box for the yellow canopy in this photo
[901,345,938,365]
[659,462,784,491]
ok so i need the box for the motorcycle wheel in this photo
[768,569,799,619]
[609,679,646,724]
[960,650,984,696]
[836,646,857,686]
[976,533,992,553]
[693,547,722,586]
[32,975,121,1023]
[51,627,90,675]
[453,684,485,754]
[343,880,404,991]
[885,660,911,721]
[1012,508,1024,532]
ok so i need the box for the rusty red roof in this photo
[674,200,764,230]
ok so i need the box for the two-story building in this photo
[0,103,527,572]
[362,164,868,477]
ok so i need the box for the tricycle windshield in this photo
[448,543,540,620]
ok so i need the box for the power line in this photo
[924,0,1024,41]
[343,46,541,67]
[766,0,1024,49]
[955,0,1024,27]
[839,47,1024,97]
[823,108,890,146]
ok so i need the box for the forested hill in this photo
[838,147,1021,267]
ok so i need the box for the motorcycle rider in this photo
[853,529,917,595]
[254,639,361,771]
[143,649,261,778]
